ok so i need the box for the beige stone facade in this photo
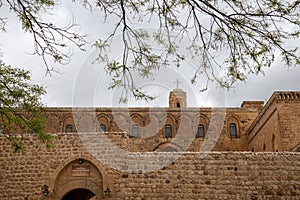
[40,90,300,153]
[248,92,300,152]
[0,135,300,199]
[1,89,300,199]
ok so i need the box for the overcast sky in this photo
[1,1,300,108]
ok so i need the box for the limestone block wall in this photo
[276,92,300,151]
[113,152,300,199]
[248,104,281,152]
[42,106,261,152]
[248,92,300,152]
[0,134,300,199]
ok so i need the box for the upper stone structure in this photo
[1,90,300,152]
[169,87,187,108]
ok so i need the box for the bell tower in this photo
[169,80,187,108]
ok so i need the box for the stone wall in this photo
[40,106,261,152]
[247,96,281,152]
[248,92,300,152]
[113,152,300,200]
[276,92,300,151]
[0,134,300,199]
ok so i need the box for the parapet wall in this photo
[0,134,299,199]
[114,152,300,199]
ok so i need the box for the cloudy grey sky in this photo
[1,1,300,108]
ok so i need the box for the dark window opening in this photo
[132,125,139,137]
[99,124,106,132]
[197,125,205,138]
[229,123,237,138]
[165,125,172,138]
[176,102,181,108]
[65,124,73,133]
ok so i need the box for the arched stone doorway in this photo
[62,188,95,200]
[52,158,104,200]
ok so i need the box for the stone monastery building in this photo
[1,88,300,199]
[43,88,300,152]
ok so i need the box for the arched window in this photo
[197,125,205,138]
[99,124,106,132]
[65,124,73,133]
[229,123,237,138]
[132,125,139,138]
[165,125,172,138]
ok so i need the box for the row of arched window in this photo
[64,123,238,138]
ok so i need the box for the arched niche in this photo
[62,115,77,133]
[162,115,176,138]
[97,114,110,132]
[193,114,209,136]
[130,113,143,126]
[227,115,240,138]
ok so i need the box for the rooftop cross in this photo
[173,79,182,88]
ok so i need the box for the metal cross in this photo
[173,79,182,88]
